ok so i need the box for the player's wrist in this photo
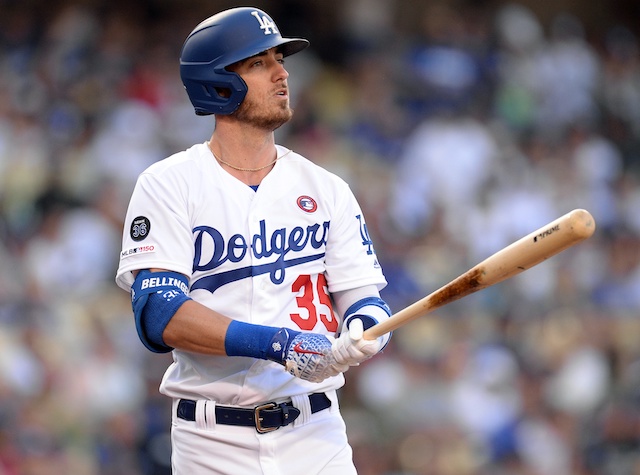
[263,327,301,364]
[224,320,300,364]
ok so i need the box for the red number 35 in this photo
[290,274,338,332]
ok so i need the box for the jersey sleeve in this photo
[115,169,194,291]
[323,181,387,293]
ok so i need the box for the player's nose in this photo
[272,62,289,81]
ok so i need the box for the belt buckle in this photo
[254,402,279,434]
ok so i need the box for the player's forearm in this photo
[163,300,346,382]
[163,299,231,355]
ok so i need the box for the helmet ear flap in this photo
[181,67,248,116]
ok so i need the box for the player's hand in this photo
[266,329,349,383]
[332,317,386,367]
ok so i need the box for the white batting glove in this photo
[332,318,386,367]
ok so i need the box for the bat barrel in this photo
[476,208,595,286]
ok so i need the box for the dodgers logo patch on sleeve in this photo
[130,216,151,242]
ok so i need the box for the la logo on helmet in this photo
[251,11,279,35]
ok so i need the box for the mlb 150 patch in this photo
[121,244,156,259]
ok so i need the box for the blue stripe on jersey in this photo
[191,252,326,294]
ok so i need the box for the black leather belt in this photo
[177,393,331,433]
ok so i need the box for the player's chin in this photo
[278,101,293,115]
[235,109,291,131]
[265,108,293,131]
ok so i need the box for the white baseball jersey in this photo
[116,142,386,405]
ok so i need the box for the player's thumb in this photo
[348,317,364,341]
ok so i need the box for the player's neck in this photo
[208,129,278,186]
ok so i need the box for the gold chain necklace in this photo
[208,142,287,172]
[215,154,279,172]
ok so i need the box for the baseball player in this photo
[116,7,392,474]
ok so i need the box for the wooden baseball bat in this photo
[364,208,596,340]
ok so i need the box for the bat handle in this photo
[363,324,386,341]
[362,302,424,340]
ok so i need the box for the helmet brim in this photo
[278,38,310,57]
[214,37,310,72]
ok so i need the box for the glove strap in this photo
[264,327,301,364]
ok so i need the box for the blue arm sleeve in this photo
[131,270,192,353]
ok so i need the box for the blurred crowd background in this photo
[1,0,639,473]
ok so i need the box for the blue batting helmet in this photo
[179,7,309,116]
